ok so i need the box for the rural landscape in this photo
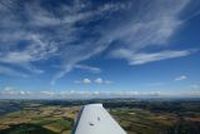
[0,98,199,134]
[0,0,200,133]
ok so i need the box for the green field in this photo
[0,99,199,134]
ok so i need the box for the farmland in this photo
[0,98,199,134]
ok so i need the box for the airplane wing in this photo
[72,104,126,134]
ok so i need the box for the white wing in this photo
[73,104,126,134]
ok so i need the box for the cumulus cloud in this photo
[74,78,92,84]
[74,77,112,84]
[94,78,103,84]
[1,85,199,99]
[0,86,31,96]
[94,78,113,84]
[83,78,91,84]
[175,75,187,81]
[0,87,159,99]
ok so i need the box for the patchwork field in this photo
[0,99,199,134]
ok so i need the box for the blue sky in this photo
[0,0,200,98]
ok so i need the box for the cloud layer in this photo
[1,86,199,99]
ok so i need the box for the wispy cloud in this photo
[175,75,188,81]
[74,65,101,73]
[51,64,101,85]
[0,0,195,84]
[111,49,194,65]
[0,65,28,78]
[0,35,57,74]
[108,0,195,66]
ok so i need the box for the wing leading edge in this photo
[73,104,126,134]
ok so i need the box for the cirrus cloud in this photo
[0,0,198,85]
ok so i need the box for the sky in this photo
[0,0,200,99]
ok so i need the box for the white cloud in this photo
[0,86,31,96]
[0,35,57,64]
[74,78,93,85]
[108,0,194,66]
[40,91,55,96]
[175,75,187,81]
[51,39,110,84]
[74,77,113,84]
[94,78,103,84]
[74,65,101,73]
[0,65,28,78]
[94,78,113,84]
[51,65,73,85]
[0,35,57,75]
[0,88,154,98]
[108,0,189,48]
[1,87,199,99]
[3,86,15,92]
[111,49,193,65]
[0,0,195,84]
[83,78,91,84]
